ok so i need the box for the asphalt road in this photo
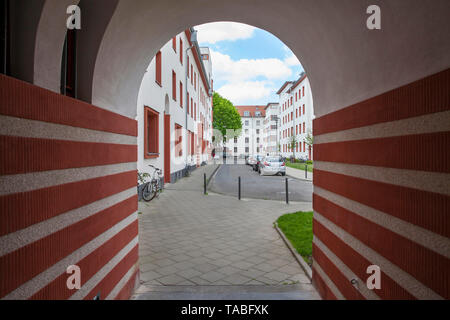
[209,164,312,202]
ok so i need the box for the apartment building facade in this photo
[277,74,314,160]
[225,106,266,157]
[137,28,213,184]
[263,103,280,156]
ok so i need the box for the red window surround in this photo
[303,104,306,115]
[194,103,197,121]
[191,98,193,117]
[175,124,183,157]
[172,37,176,52]
[180,39,183,64]
[144,107,159,159]
[187,57,190,77]
[155,51,162,86]
[172,71,176,101]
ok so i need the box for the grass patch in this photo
[285,161,313,172]
[277,211,313,265]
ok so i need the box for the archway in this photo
[0,0,448,300]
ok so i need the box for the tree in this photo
[304,129,314,160]
[288,135,298,159]
[212,93,242,143]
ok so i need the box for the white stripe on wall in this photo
[0,115,137,145]
[69,237,138,300]
[313,236,380,300]
[0,162,137,196]
[314,187,450,259]
[0,187,136,256]
[106,262,139,300]
[314,211,443,300]
[2,214,138,300]
[315,110,450,144]
[313,262,345,300]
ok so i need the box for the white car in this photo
[259,156,286,176]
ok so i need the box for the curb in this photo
[206,164,222,189]
[286,173,313,182]
[274,222,313,280]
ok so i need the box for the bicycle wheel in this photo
[142,183,156,202]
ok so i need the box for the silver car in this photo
[259,156,286,176]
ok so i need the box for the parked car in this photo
[253,155,264,171]
[258,156,286,176]
[247,155,256,166]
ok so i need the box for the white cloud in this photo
[284,54,301,67]
[195,22,256,44]
[211,49,292,83]
[217,81,274,105]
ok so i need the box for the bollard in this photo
[286,178,289,204]
[204,173,207,195]
[238,176,241,200]
[305,164,308,179]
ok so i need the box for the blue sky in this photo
[194,22,304,106]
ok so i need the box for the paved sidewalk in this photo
[136,165,319,298]
[286,166,313,181]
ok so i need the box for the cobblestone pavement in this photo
[137,165,319,298]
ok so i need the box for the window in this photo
[234,147,238,153]
[190,131,195,155]
[187,57,190,78]
[245,129,249,134]
[257,147,260,153]
[255,111,261,117]
[155,51,162,86]
[234,137,238,143]
[175,124,183,157]
[194,73,197,90]
[194,103,197,121]
[179,81,183,107]
[257,138,260,143]
[245,120,249,126]
[256,120,260,126]
[172,37,176,52]
[190,65,193,84]
[179,39,183,64]
[245,137,249,143]
[256,129,260,135]
[303,104,306,115]
[303,122,306,133]
[172,70,176,100]
[296,109,298,118]
[303,86,305,97]
[191,98,193,117]
[144,107,159,159]
[245,147,249,153]
[290,97,293,105]
[295,92,298,101]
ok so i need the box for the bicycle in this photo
[138,165,162,202]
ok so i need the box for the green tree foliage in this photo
[212,92,242,142]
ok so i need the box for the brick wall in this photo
[312,69,450,299]
[0,75,140,300]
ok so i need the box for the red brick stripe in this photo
[314,220,416,300]
[0,196,137,298]
[29,221,138,300]
[314,194,449,299]
[114,270,139,300]
[0,170,137,236]
[0,75,137,137]
[313,243,365,300]
[314,68,450,136]
[311,267,337,300]
[84,245,138,300]
[0,135,137,175]
[314,170,449,238]
[314,132,450,173]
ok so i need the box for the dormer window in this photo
[244,111,250,117]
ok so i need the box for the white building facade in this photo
[226,106,265,157]
[137,28,213,184]
[277,74,314,160]
[263,103,280,156]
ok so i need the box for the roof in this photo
[264,102,279,110]
[235,105,266,117]
[276,81,294,95]
[289,73,307,92]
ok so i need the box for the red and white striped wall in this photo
[0,75,140,300]
[312,69,450,300]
